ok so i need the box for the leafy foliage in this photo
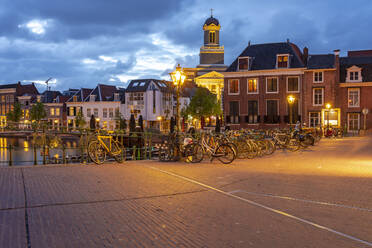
[6,102,23,123]
[129,114,136,133]
[30,102,46,122]
[185,87,222,119]
[75,109,86,128]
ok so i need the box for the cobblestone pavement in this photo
[0,136,372,247]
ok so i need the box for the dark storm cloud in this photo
[0,0,372,91]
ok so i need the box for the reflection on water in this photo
[0,137,80,167]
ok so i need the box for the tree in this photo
[129,114,136,133]
[138,115,144,132]
[75,109,86,129]
[89,114,96,131]
[185,87,222,129]
[6,102,23,124]
[114,109,127,130]
[30,102,46,123]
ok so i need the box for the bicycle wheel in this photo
[216,144,236,164]
[246,141,258,159]
[185,143,204,163]
[88,140,106,164]
[112,141,125,163]
[264,140,276,155]
[236,140,249,159]
[286,138,300,152]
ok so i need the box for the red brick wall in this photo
[224,73,303,129]
[302,70,337,126]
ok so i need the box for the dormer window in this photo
[72,95,77,102]
[90,95,96,102]
[114,93,119,101]
[346,66,362,82]
[238,57,250,71]
[277,54,289,68]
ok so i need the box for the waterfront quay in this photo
[1,137,372,248]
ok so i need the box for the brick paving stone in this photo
[23,164,202,207]
[0,168,24,209]
[0,210,26,248]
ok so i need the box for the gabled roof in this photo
[195,71,224,80]
[67,88,93,102]
[126,79,174,93]
[226,42,305,72]
[340,56,372,82]
[17,83,39,96]
[41,90,62,103]
[84,84,119,102]
[307,54,335,69]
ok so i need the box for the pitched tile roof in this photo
[226,42,305,72]
[340,56,372,82]
[126,79,174,93]
[307,54,335,69]
[84,84,119,102]
[67,88,93,102]
[41,90,62,103]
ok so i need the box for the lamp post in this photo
[287,95,295,127]
[170,64,186,133]
[326,103,331,131]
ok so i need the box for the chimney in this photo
[334,49,340,69]
[248,40,251,46]
[286,38,290,43]
[303,47,309,66]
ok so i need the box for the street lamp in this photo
[170,64,186,133]
[287,95,295,126]
[326,103,331,131]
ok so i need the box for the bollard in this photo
[8,144,12,166]
[43,145,46,165]
[62,144,67,164]
[33,144,37,165]
[132,146,136,161]
[137,147,141,160]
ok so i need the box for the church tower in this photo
[199,13,225,66]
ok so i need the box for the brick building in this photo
[223,42,372,133]
[223,41,306,129]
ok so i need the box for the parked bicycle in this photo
[88,131,125,164]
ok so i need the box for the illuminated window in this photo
[348,113,360,131]
[56,108,60,116]
[69,107,74,116]
[314,71,323,83]
[228,79,239,94]
[277,55,289,68]
[348,88,359,107]
[87,108,91,117]
[103,108,107,118]
[247,79,258,93]
[94,108,98,117]
[72,95,77,102]
[50,108,55,116]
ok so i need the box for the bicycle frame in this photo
[97,135,114,153]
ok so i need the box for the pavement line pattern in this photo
[148,166,372,247]
[228,190,372,213]
[21,169,31,248]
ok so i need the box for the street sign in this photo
[362,108,369,115]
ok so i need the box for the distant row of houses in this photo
[0,80,190,131]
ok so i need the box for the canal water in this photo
[0,137,80,167]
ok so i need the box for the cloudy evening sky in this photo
[0,0,371,91]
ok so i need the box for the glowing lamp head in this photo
[95,118,100,122]
[157,116,162,121]
[54,119,58,123]
[326,103,331,109]
[287,95,295,104]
